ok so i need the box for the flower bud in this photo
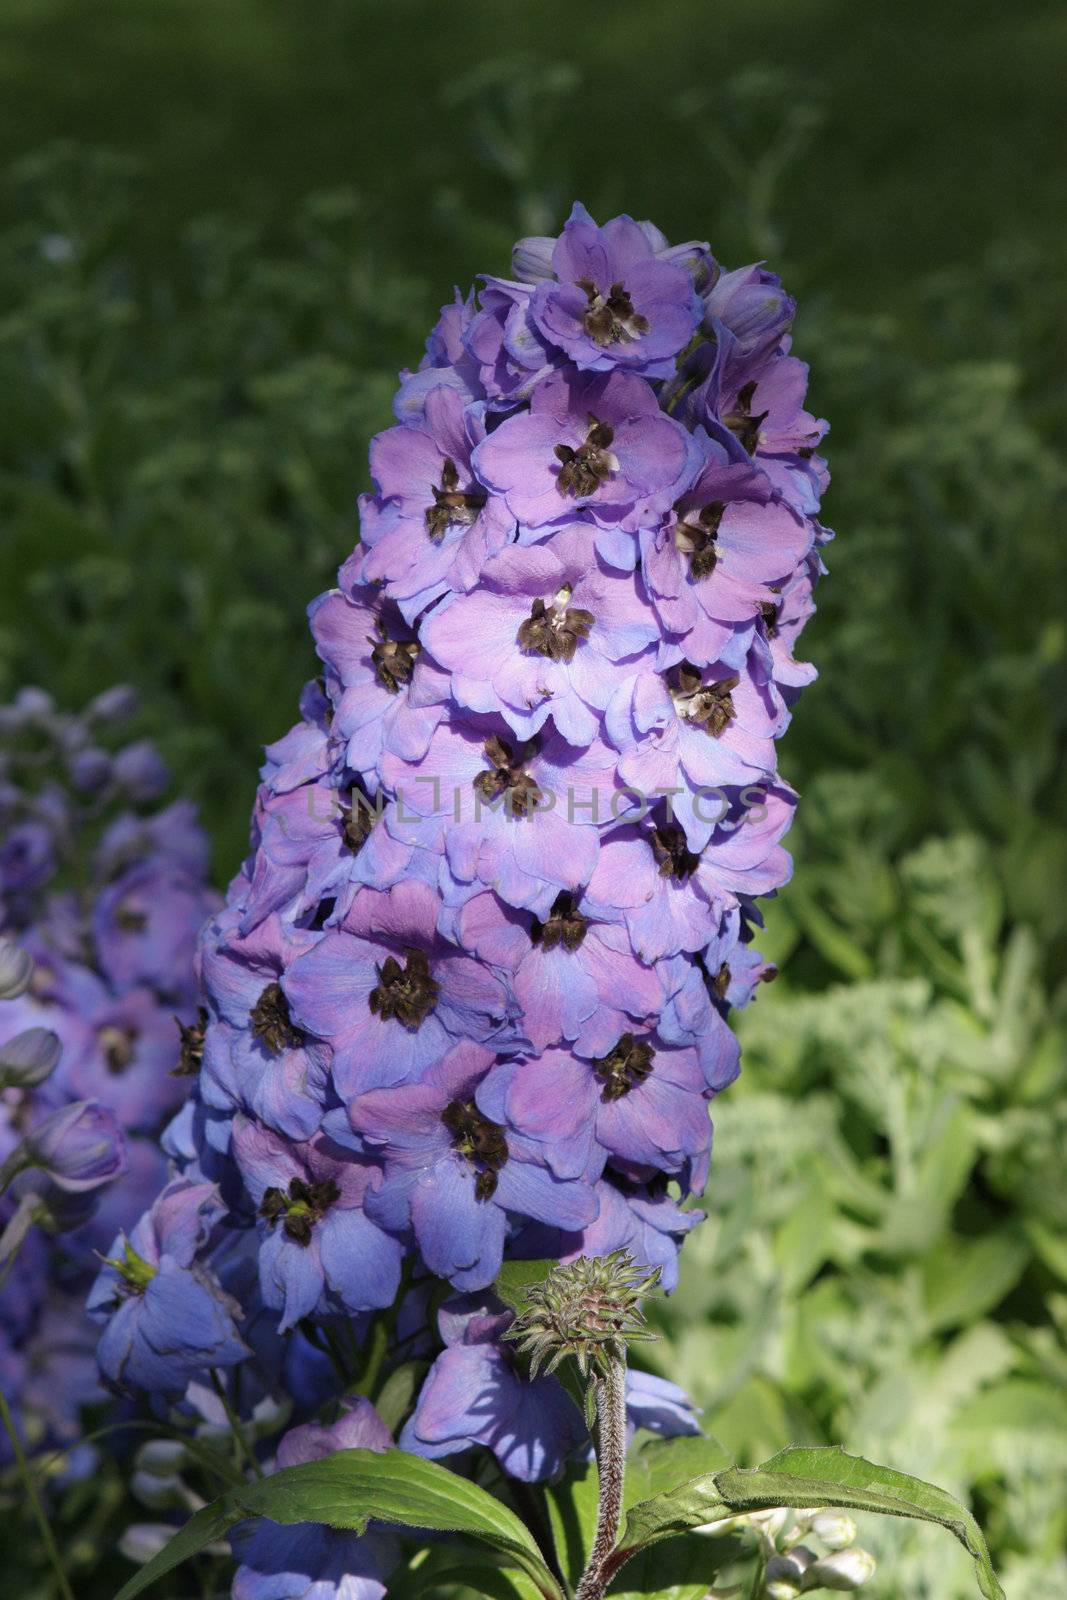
[0,939,34,999]
[765,1546,814,1598]
[808,1512,858,1551]
[134,1439,190,1477]
[801,1548,877,1591]
[20,1100,127,1192]
[0,1026,62,1088]
[87,684,139,726]
[112,741,169,801]
[69,746,113,793]
[505,1249,661,1377]
[118,1523,180,1565]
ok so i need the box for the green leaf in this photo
[372,1360,430,1434]
[606,1532,739,1600]
[623,1434,733,1509]
[544,1458,601,1590]
[492,1258,556,1313]
[112,1448,563,1600]
[612,1445,1003,1600]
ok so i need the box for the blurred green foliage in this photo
[1,2,1065,1596]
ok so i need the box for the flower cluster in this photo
[0,686,219,1470]
[91,204,829,1592]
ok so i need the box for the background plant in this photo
[0,5,1064,1596]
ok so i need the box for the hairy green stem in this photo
[0,1388,75,1600]
[574,1354,628,1600]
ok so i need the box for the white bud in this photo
[248,1393,292,1439]
[801,1548,877,1591]
[134,1438,189,1477]
[118,1523,176,1565]
[809,1512,858,1551]
[750,1506,791,1545]
[0,940,34,1000]
[765,1546,815,1596]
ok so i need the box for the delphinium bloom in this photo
[91,203,830,1580]
[0,686,219,1465]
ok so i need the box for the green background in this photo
[1,1,1065,1595]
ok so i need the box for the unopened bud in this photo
[16,1100,127,1192]
[118,1523,178,1565]
[134,1439,189,1477]
[765,1546,815,1597]
[113,741,169,801]
[69,746,112,793]
[505,1249,661,1377]
[87,685,139,726]
[0,939,34,999]
[801,1548,876,1592]
[0,1026,61,1088]
[247,1394,293,1440]
[809,1512,857,1551]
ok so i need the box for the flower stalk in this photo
[575,1352,630,1600]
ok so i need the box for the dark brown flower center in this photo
[671,663,739,736]
[759,600,779,638]
[722,380,768,454]
[650,822,701,882]
[530,892,588,952]
[250,982,305,1054]
[442,1097,509,1201]
[516,585,595,663]
[369,617,419,694]
[592,1032,655,1101]
[99,1024,137,1074]
[114,903,147,933]
[426,456,488,541]
[173,1006,208,1076]
[259,1175,340,1247]
[554,415,616,498]
[473,734,543,819]
[342,786,381,854]
[369,948,439,1027]
[673,501,725,579]
[577,277,651,347]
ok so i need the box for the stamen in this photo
[442,1097,509,1201]
[530,892,588,951]
[250,982,305,1054]
[554,415,617,498]
[592,1033,655,1101]
[577,278,651,347]
[473,734,543,818]
[259,1176,340,1247]
[516,584,595,663]
[368,948,439,1027]
[425,457,487,541]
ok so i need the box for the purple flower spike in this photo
[108,206,829,1487]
